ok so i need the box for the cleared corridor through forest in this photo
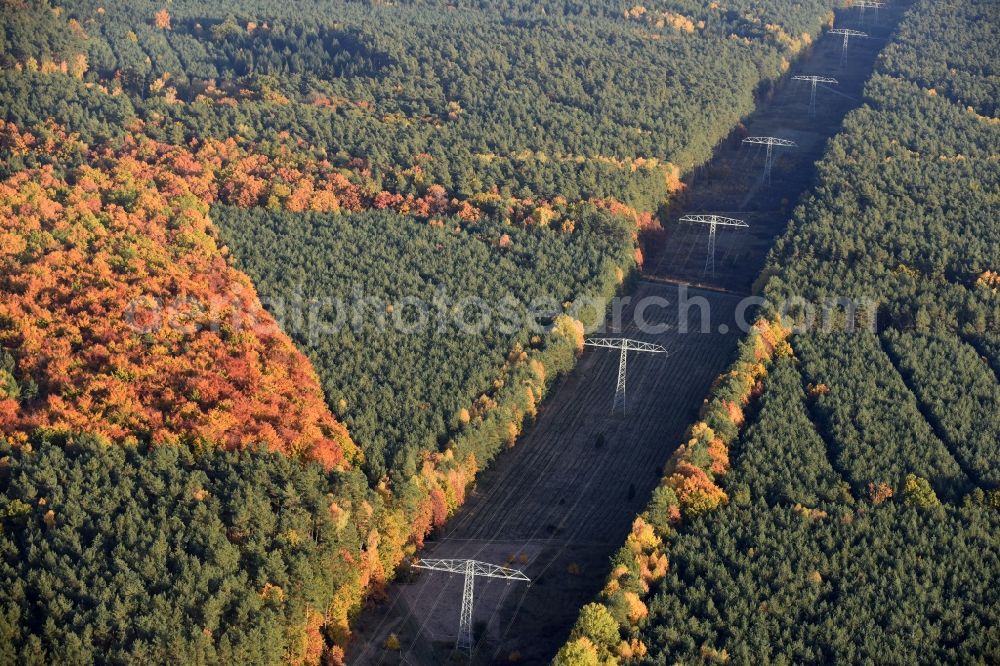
[348,7,895,663]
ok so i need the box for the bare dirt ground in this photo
[347,7,895,664]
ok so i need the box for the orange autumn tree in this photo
[0,124,358,470]
[154,9,171,30]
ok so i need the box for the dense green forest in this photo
[644,364,997,664]
[760,80,999,333]
[794,332,967,501]
[212,203,633,480]
[877,0,999,117]
[975,332,1000,376]
[558,0,1000,662]
[0,432,373,665]
[2,0,835,206]
[632,351,999,663]
[883,331,1000,487]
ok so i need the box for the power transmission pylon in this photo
[411,558,529,656]
[584,338,667,414]
[792,75,838,117]
[741,136,797,186]
[828,28,868,67]
[851,0,885,25]
[678,214,749,276]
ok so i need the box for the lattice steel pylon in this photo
[851,0,885,25]
[828,28,868,66]
[792,75,838,117]
[584,338,667,414]
[741,136,797,186]
[678,214,749,277]
[411,558,529,656]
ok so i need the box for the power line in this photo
[792,75,838,117]
[828,28,868,66]
[678,214,749,277]
[851,0,886,25]
[741,136,797,187]
[583,338,668,414]
[411,558,529,656]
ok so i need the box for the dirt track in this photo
[348,6,893,663]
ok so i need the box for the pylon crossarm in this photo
[412,558,530,581]
[584,338,668,353]
[741,136,798,148]
[678,214,749,228]
[741,138,795,186]
[828,28,868,37]
[792,76,837,117]
[792,75,838,84]
[677,214,750,275]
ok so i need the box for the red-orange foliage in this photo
[867,481,894,505]
[721,399,745,427]
[977,270,1000,291]
[295,608,325,666]
[429,487,449,527]
[53,125,668,249]
[134,129,483,223]
[591,198,656,231]
[807,382,830,398]
[666,461,728,514]
[0,123,358,469]
[623,590,648,623]
[153,9,171,30]
[373,190,404,210]
[706,436,729,475]
[752,318,781,359]
[455,200,481,222]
